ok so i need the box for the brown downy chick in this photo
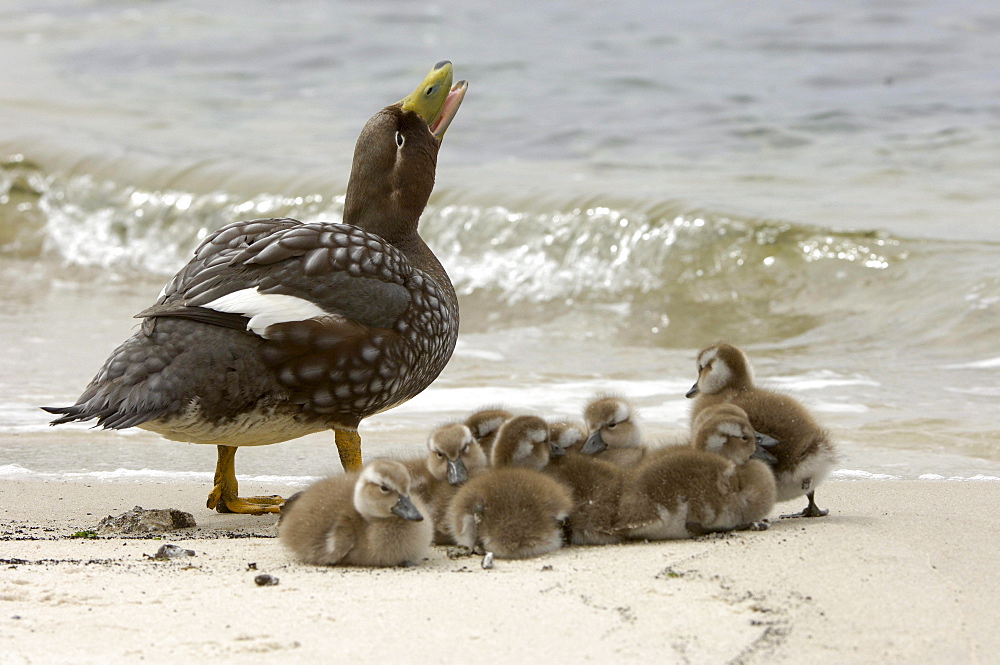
[547,419,588,456]
[581,395,647,467]
[279,459,431,566]
[446,415,573,559]
[464,407,513,460]
[405,422,487,544]
[618,411,777,539]
[545,418,629,546]
[686,343,837,518]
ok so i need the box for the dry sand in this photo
[2,478,997,664]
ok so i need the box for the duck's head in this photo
[694,411,777,465]
[465,407,513,443]
[692,403,779,449]
[426,422,487,485]
[547,420,587,453]
[344,61,468,241]
[354,459,424,521]
[581,395,641,455]
[491,415,553,470]
[685,343,754,398]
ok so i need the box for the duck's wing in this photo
[135,219,435,421]
[139,219,414,334]
[323,517,358,565]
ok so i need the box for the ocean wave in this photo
[4,147,998,351]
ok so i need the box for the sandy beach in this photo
[2,478,996,664]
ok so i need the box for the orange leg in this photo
[205,445,283,514]
[335,430,363,471]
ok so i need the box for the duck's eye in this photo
[379,484,390,493]
[461,444,469,454]
[607,422,617,429]
[435,451,445,459]
[395,131,404,148]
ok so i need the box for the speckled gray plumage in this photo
[45,98,460,442]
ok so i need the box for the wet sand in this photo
[2,478,997,663]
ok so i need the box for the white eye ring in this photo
[395,131,404,147]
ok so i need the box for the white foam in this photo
[830,469,902,480]
[2,462,996,485]
[0,464,320,487]
[769,371,879,391]
[940,357,1000,370]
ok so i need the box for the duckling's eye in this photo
[379,484,390,493]
[435,452,445,459]
[607,422,617,429]
[395,131,404,148]
[461,444,469,454]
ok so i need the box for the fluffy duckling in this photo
[686,343,838,518]
[279,459,431,567]
[692,403,780,450]
[463,407,513,460]
[445,415,573,559]
[544,443,629,546]
[617,410,777,539]
[405,422,488,544]
[547,419,588,455]
[581,395,647,467]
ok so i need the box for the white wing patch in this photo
[203,288,328,337]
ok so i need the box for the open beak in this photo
[391,494,424,521]
[399,60,468,141]
[446,458,469,485]
[581,430,608,455]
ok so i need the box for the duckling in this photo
[445,415,573,559]
[489,415,559,469]
[279,459,431,567]
[617,410,777,539]
[691,403,780,450]
[405,422,487,544]
[544,434,629,546]
[686,342,838,518]
[547,419,588,455]
[581,395,647,467]
[463,407,513,459]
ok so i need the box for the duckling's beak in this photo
[751,442,779,465]
[581,430,607,455]
[446,458,469,485]
[685,382,700,398]
[399,60,468,141]
[391,494,424,521]
[549,441,566,458]
[756,432,780,448]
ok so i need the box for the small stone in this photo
[153,544,195,559]
[254,574,279,587]
[481,551,494,569]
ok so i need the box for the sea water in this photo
[1,0,998,486]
